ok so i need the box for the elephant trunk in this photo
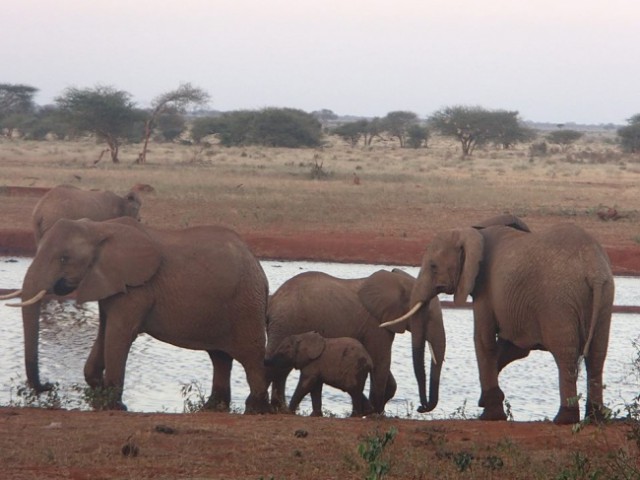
[19,266,52,393]
[410,297,445,413]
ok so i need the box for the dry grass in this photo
[1,134,638,247]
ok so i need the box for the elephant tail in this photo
[583,278,608,358]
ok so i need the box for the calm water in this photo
[1,257,638,420]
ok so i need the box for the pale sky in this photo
[4,0,639,124]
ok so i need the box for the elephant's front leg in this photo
[100,307,140,411]
[205,350,232,412]
[369,355,392,414]
[474,313,506,421]
[288,374,318,415]
[84,305,107,390]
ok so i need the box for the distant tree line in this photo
[1,82,640,163]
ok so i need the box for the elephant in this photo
[264,331,373,417]
[32,185,142,244]
[6,217,270,413]
[266,268,445,415]
[383,218,614,424]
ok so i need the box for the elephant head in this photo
[361,269,446,413]
[266,332,326,370]
[8,217,161,392]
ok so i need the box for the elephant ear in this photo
[75,221,162,303]
[359,270,414,333]
[296,332,326,366]
[453,228,484,307]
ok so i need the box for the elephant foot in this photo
[310,410,323,417]
[585,401,609,424]
[554,406,580,425]
[203,398,230,412]
[33,381,54,394]
[479,387,506,421]
[244,392,270,414]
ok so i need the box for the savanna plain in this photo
[0,135,639,479]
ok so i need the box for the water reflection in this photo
[1,257,639,420]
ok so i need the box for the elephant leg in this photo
[369,355,392,414]
[350,381,369,417]
[204,350,232,412]
[101,313,137,411]
[288,375,316,415]
[474,314,506,420]
[478,340,530,408]
[552,351,581,425]
[309,382,324,417]
[84,304,107,389]
[585,347,607,422]
[235,351,270,414]
[267,364,293,413]
[496,339,530,373]
[384,371,397,405]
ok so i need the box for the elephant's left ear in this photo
[359,270,413,333]
[76,221,162,303]
[454,228,484,307]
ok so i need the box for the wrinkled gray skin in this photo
[266,269,445,415]
[15,217,269,413]
[32,185,142,244]
[265,332,373,417]
[403,217,614,424]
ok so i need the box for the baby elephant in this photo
[265,332,373,417]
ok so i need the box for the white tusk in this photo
[7,289,47,307]
[0,289,22,300]
[379,301,424,328]
[427,341,437,365]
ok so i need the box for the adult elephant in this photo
[7,217,270,413]
[32,185,142,244]
[266,269,445,415]
[383,219,614,424]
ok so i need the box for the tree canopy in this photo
[137,83,209,163]
[429,106,531,156]
[56,85,141,163]
[192,108,322,147]
[617,114,640,153]
[0,83,38,138]
[545,129,583,151]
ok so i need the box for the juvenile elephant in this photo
[266,269,445,415]
[384,219,614,424]
[7,217,270,413]
[264,331,373,417]
[32,185,142,244]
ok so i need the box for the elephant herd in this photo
[0,186,615,425]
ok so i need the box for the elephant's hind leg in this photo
[205,350,233,412]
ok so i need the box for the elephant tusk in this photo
[379,301,424,328]
[6,289,47,307]
[0,289,22,300]
[427,341,437,365]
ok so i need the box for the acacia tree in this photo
[56,85,140,163]
[382,111,419,147]
[0,83,38,138]
[430,106,530,156]
[617,114,640,153]
[137,83,209,164]
[546,129,583,152]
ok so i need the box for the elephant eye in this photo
[429,262,438,274]
[60,255,69,264]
